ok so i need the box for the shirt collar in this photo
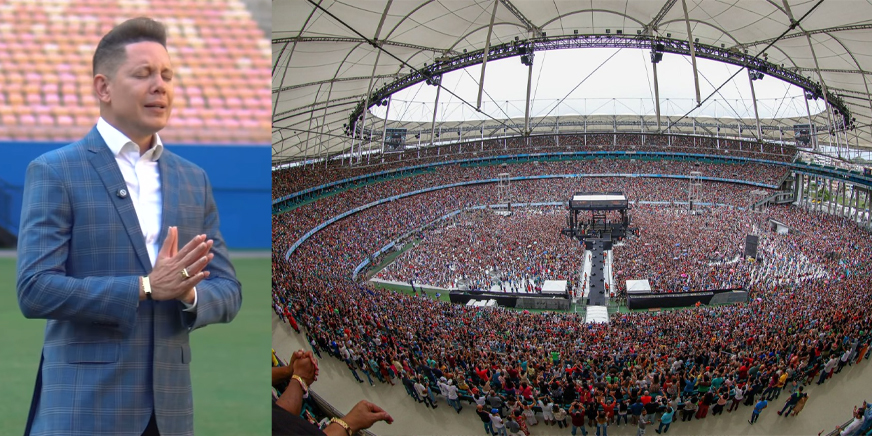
[96,117,164,161]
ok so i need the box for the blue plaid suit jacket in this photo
[17,127,243,436]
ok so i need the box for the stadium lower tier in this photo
[273,176,872,434]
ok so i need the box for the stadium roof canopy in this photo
[272,0,872,166]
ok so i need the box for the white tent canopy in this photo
[541,279,567,294]
[626,279,652,294]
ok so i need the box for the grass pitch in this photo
[0,256,270,435]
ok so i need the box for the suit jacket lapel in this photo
[158,152,179,246]
[85,128,153,272]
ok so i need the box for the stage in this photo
[448,288,571,311]
[626,287,749,309]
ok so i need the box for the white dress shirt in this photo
[96,117,197,311]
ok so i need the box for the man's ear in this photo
[94,74,112,104]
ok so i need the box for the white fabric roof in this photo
[273,0,872,165]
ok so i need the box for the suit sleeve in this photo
[180,172,242,330]
[16,158,140,334]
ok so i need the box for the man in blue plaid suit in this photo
[16,17,242,436]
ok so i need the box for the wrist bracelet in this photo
[292,375,308,393]
[329,417,353,436]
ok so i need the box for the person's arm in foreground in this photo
[275,351,392,435]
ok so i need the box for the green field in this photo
[0,256,270,435]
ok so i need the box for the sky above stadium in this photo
[370,48,827,123]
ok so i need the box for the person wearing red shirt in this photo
[476,366,490,383]
[520,382,534,400]
[641,391,652,405]
[601,399,616,424]
[738,364,749,381]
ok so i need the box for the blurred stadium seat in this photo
[0,0,269,144]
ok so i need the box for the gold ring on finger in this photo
[181,268,190,279]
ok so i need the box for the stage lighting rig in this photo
[519,44,534,66]
[425,73,442,86]
[650,42,664,64]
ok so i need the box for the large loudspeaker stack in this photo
[744,235,759,260]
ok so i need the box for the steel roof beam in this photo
[790,67,872,76]
[499,0,540,34]
[735,23,872,49]
[272,36,452,55]
[274,94,364,121]
[646,0,678,33]
[680,0,701,104]
[273,74,400,94]
[828,87,872,97]
[477,0,500,109]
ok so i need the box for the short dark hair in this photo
[93,17,167,77]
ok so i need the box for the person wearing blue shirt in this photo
[630,400,645,425]
[655,407,674,434]
[856,401,872,435]
[749,399,767,424]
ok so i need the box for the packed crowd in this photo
[274,178,772,294]
[273,133,796,198]
[375,203,755,295]
[612,206,753,294]
[274,159,782,250]
[374,202,836,297]
[273,158,871,434]
[376,208,584,290]
[275,203,871,435]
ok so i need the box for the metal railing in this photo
[308,390,376,436]
[752,191,795,210]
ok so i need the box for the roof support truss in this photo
[646,0,678,33]
[272,36,452,55]
[499,0,540,34]
[735,23,872,49]
[272,74,400,94]
[344,34,850,130]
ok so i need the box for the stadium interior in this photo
[271,1,872,435]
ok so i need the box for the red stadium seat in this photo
[1,0,268,144]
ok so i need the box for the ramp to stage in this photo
[587,240,607,306]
